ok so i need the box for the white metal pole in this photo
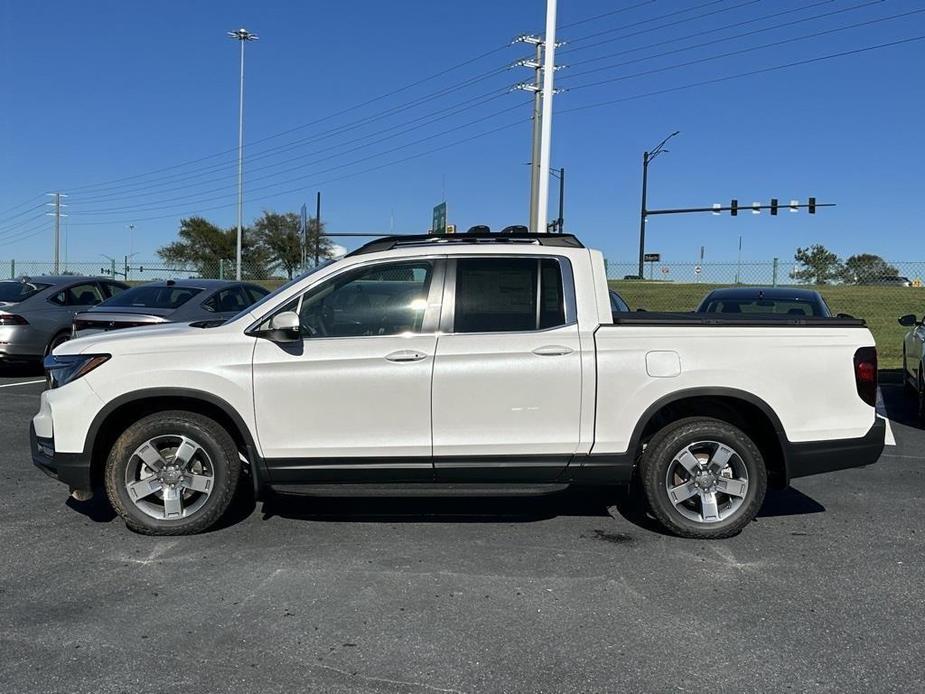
[235,38,245,281]
[536,0,557,233]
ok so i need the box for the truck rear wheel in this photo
[638,417,767,539]
[104,411,241,535]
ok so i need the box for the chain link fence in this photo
[3,256,922,367]
[605,260,925,369]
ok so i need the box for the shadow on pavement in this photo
[758,487,825,517]
[263,488,613,525]
[878,368,919,429]
[66,491,117,523]
[0,362,43,378]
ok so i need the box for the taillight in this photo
[854,347,878,407]
[0,312,28,326]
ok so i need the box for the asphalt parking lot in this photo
[1,366,922,693]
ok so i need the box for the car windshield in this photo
[100,285,203,309]
[0,280,51,302]
[700,297,826,316]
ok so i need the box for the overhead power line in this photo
[70,87,514,206]
[560,0,759,54]
[565,0,863,68]
[559,34,925,114]
[61,49,516,195]
[563,8,925,90]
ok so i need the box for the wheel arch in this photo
[84,388,265,495]
[629,387,790,488]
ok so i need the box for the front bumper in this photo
[785,416,886,481]
[30,422,92,491]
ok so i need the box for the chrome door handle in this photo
[532,345,573,356]
[385,350,428,363]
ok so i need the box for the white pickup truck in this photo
[32,232,884,538]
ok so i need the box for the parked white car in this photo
[899,312,925,417]
[33,232,884,539]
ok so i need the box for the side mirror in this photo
[898,313,918,327]
[264,311,301,342]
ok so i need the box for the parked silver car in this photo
[72,279,270,338]
[0,276,128,363]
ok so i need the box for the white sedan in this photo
[899,312,925,417]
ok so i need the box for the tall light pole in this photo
[637,130,679,278]
[227,27,258,280]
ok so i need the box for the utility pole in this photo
[536,0,558,234]
[557,167,565,233]
[227,27,258,281]
[547,167,565,232]
[46,193,67,274]
[513,0,563,233]
[513,35,543,233]
[637,131,680,278]
[314,191,322,266]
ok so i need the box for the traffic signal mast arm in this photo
[645,198,832,216]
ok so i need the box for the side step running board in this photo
[269,483,570,498]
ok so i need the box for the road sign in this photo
[432,202,447,235]
[446,224,456,235]
[643,253,660,262]
[694,265,702,274]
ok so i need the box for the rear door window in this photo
[50,282,104,307]
[453,257,566,333]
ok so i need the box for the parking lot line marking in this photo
[0,380,44,389]
[884,418,896,446]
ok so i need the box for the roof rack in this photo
[346,232,584,257]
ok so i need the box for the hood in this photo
[57,321,214,356]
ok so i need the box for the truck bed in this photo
[610,311,866,328]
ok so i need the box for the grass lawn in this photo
[609,281,925,369]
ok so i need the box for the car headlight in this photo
[43,354,110,389]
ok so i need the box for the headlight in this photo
[43,354,110,389]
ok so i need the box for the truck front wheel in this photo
[639,417,767,539]
[104,411,241,535]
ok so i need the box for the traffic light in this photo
[770,198,778,216]
[730,199,738,216]
[808,197,816,214]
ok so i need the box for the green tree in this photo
[157,216,269,279]
[841,253,899,285]
[253,210,334,279]
[791,245,844,285]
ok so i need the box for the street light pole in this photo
[636,131,679,278]
[228,27,258,281]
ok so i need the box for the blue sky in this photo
[1,0,923,264]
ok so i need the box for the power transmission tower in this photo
[512,5,563,233]
[46,193,67,274]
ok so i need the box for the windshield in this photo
[0,280,51,302]
[700,297,827,317]
[100,285,203,310]
[227,260,336,322]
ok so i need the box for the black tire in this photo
[45,331,70,356]
[104,410,241,535]
[638,417,767,539]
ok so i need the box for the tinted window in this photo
[701,298,824,316]
[50,282,104,306]
[102,285,203,309]
[454,258,566,333]
[0,281,50,302]
[102,282,128,299]
[244,285,270,304]
[609,290,630,313]
[283,261,433,338]
[204,286,249,313]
